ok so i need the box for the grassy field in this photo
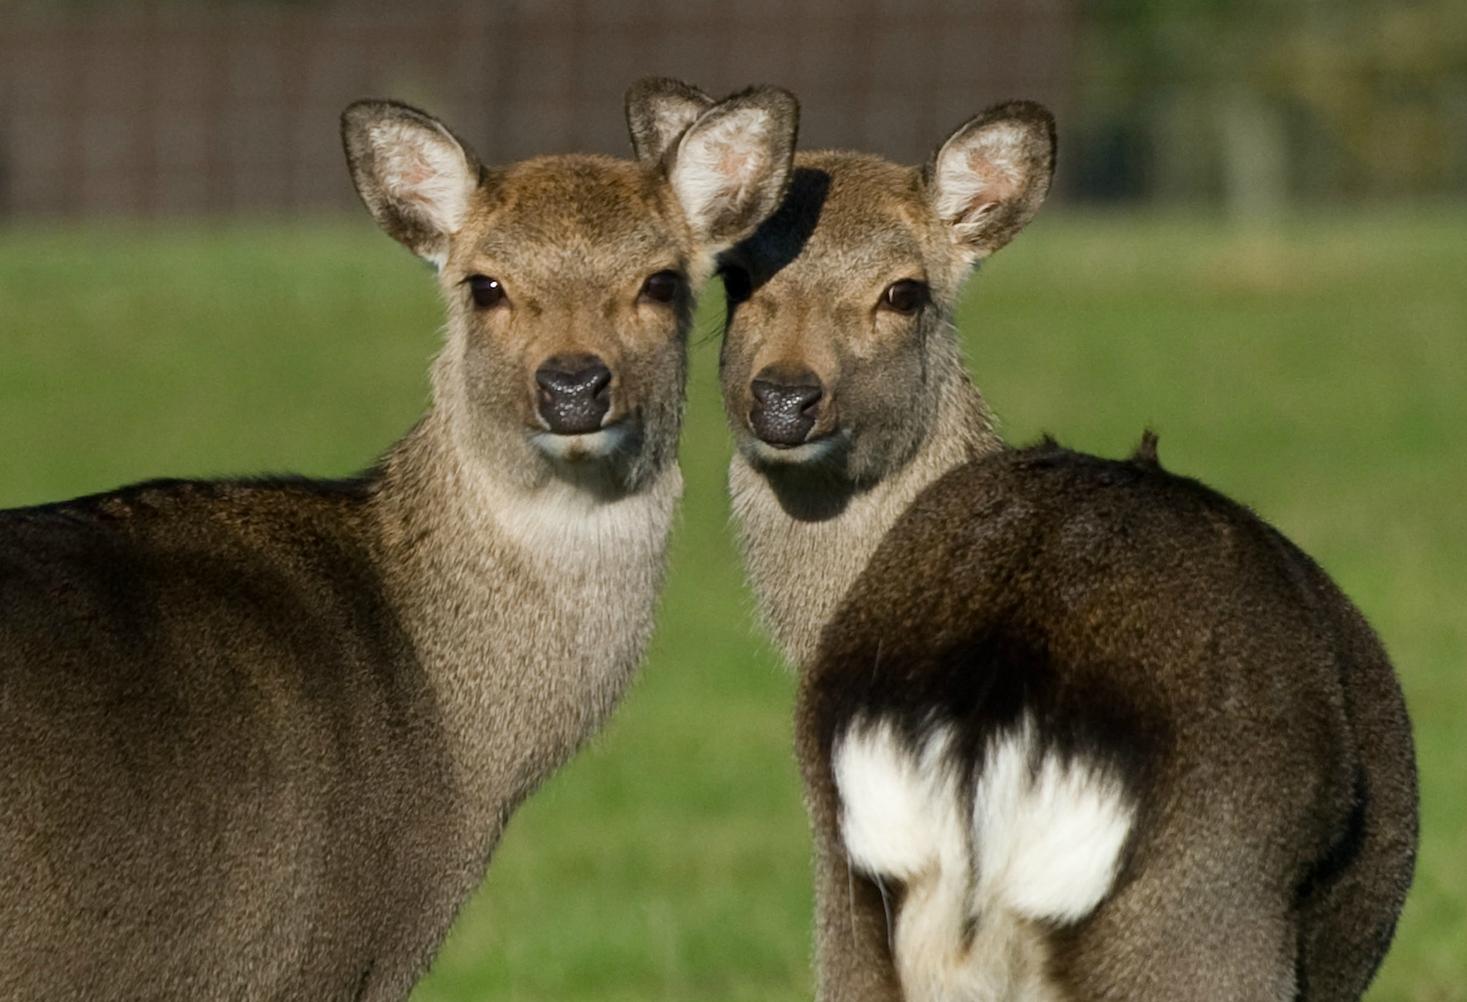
[0,208,1462,1000]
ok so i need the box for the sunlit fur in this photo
[721,151,1009,668]
[725,101,1414,1002]
[718,104,1103,1002]
[835,715,1133,1002]
[0,86,798,1001]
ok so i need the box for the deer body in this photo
[0,81,798,1000]
[716,105,1416,1000]
[0,451,674,1000]
[797,441,1417,1001]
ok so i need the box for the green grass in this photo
[1,208,1462,1000]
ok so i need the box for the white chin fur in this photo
[531,424,631,462]
[745,434,844,466]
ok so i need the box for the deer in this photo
[705,96,1417,1000]
[0,79,797,1001]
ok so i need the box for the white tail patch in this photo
[834,718,985,1001]
[834,719,966,883]
[973,719,1134,925]
[833,714,1133,1001]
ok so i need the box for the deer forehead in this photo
[455,155,681,269]
[744,153,940,288]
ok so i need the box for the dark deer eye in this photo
[720,265,753,304]
[881,279,928,315]
[466,275,506,309]
[640,270,681,304]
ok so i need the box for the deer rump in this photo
[803,439,1416,1001]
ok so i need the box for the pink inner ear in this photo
[936,132,1026,229]
[397,153,438,207]
[963,148,1018,218]
[718,145,759,186]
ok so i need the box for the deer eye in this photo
[720,265,753,304]
[640,270,681,304]
[466,275,506,309]
[880,279,928,315]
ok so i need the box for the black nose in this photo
[749,368,823,446]
[535,354,612,434]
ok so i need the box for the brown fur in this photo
[0,82,797,1000]
[720,103,1416,1000]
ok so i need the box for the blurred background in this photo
[3,0,1466,218]
[0,1,1463,1000]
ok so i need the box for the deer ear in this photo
[625,77,715,164]
[663,85,799,252]
[926,101,1055,261]
[341,100,482,268]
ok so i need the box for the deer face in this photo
[431,155,694,481]
[343,82,797,490]
[720,103,1056,486]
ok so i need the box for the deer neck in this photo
[730,355,999,668]
[368,406,681,830]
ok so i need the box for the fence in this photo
[0,0,1078,219]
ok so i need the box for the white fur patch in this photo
[370,120,475,251]
[933,122,1026,244]
[972,719,1133,924]
[833,714,1133,1001]
[488,464,679,583]
[835,719,966,883]
[530,424,632,463]
[836,718,994,1001]
[745,432,846,468]
[670,108,771,240]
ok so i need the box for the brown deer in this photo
[0,79,796,1000]
[710,99,1417,1000]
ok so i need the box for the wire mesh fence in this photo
[1,0,1462,219]
[0,0,1076,218]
